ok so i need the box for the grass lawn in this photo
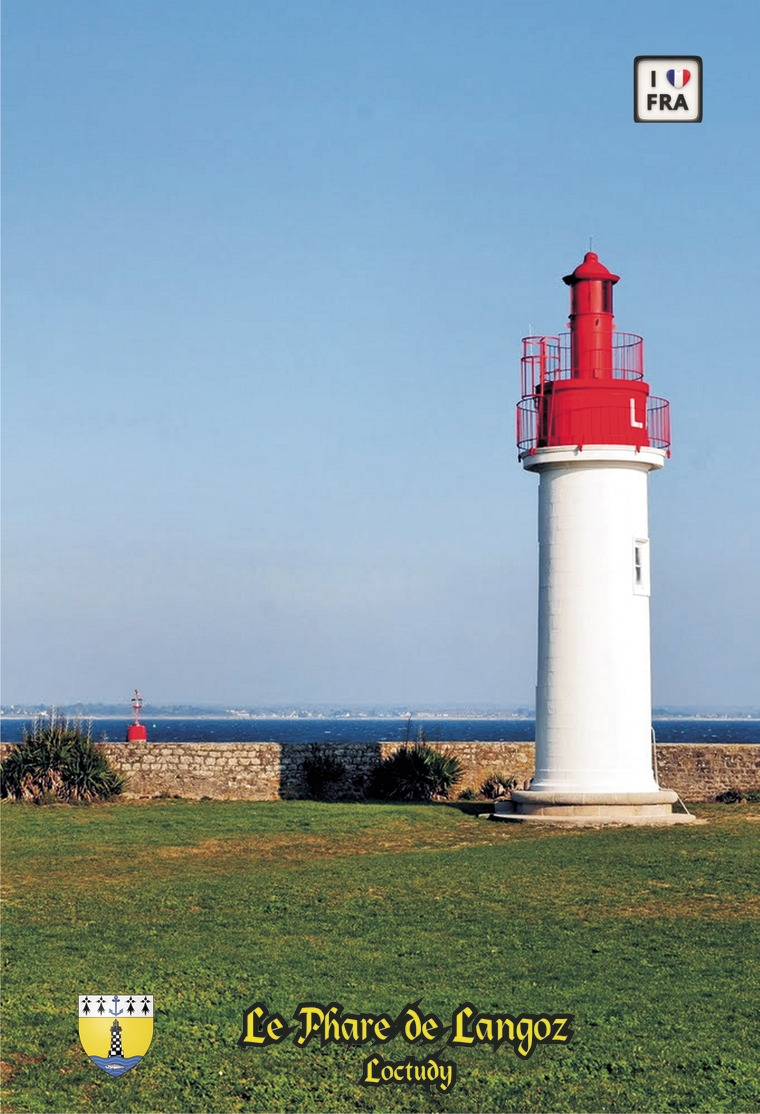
[1,799,759,1113]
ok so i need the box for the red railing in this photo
[516,397,539,453]
[646,396,671,451]
[521,333,644,397]
[516,394,671,454]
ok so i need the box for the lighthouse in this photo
[108,1018,124,1059]
[499,252,692,824]
[126,689,148,743]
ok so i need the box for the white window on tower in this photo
[633,538,651,596]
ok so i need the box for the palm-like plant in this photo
[480,772,518,799]
[369,743,463,801]
[1,713,125,802]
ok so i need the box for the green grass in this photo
[2,800,759,1113]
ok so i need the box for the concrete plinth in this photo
[493,788,697,825]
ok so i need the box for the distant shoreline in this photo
[2,713,538,721]
[1,713,757,722]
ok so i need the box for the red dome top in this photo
[563,251,620,286]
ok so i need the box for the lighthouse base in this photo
[493,789,696,825]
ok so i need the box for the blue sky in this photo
[3,0,758,708]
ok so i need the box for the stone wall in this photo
[655,744,760,801]
[2,739,759,802]
[97,740,536,801]
[98,742,283,801]
[89,741,760,802]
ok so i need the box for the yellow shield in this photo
[78,994,153,1076]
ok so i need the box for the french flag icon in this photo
[667,69,691,88]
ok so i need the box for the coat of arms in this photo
[78,994,153,1076]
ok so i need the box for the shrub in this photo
[0,713,125,803]
[301,744,347,801]
[480,771,518,799]
[369,744,463,802]
[715,788,744,804]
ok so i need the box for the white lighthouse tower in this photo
[499,252,692,824]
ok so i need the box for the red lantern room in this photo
[516,252,670,455]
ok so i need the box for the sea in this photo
[2,717,759,746]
